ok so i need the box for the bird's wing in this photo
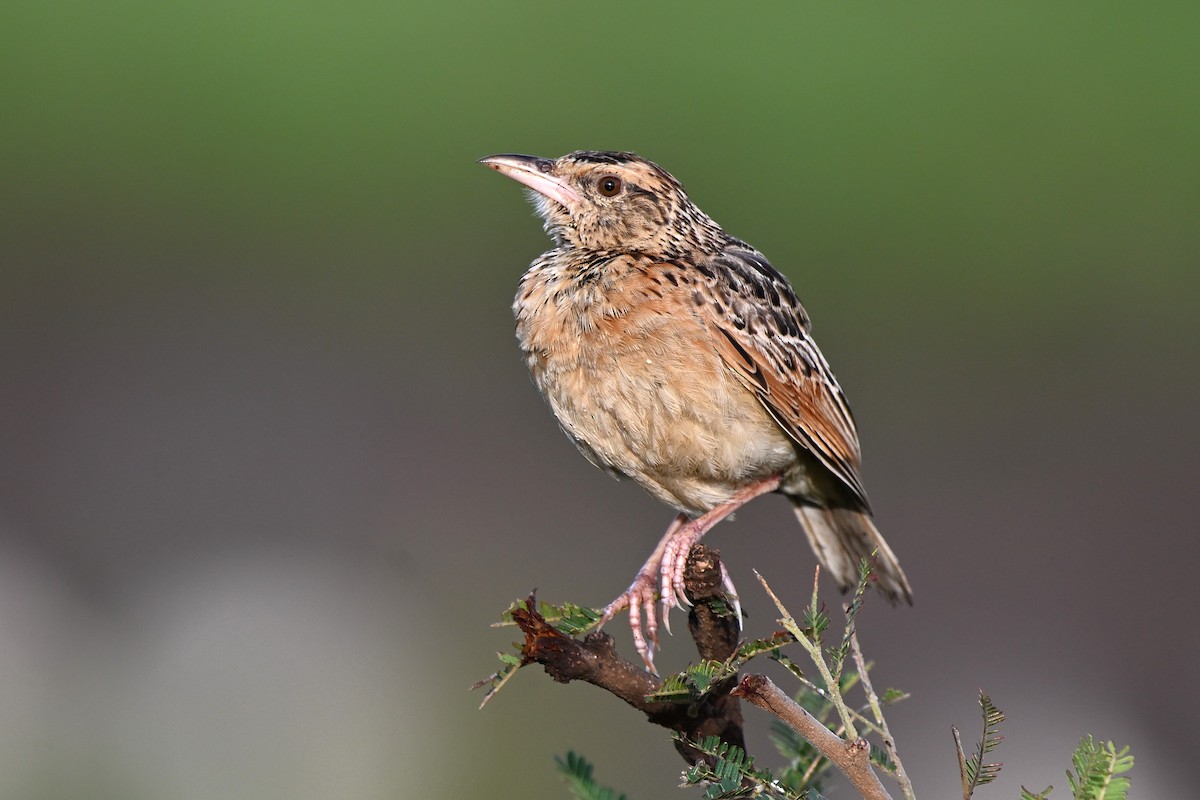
[692,248,869,506]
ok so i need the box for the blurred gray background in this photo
[2,1,1197,798]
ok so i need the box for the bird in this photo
[480,150,911,670]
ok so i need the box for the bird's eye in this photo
[597,175,623,197]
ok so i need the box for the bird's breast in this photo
[513,255,798,515]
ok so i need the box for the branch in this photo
[683,544,742,662]
[511,600,662,709]
[511,544,745,766]
[733,673,893,800]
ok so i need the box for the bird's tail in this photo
[789,500,913,604]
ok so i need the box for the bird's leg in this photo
[600,512,688,673]
[599,476,782,673]
[659,476,781,623]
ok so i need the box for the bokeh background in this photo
[3,1,1197,798]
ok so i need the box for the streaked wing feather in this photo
[695,249,869,505]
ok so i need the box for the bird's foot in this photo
[599,569,662,673]
[597,513,689,673]
[657,531,745,634]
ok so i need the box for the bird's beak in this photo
[479,154,582,209]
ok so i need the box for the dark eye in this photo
[597,175,623,197]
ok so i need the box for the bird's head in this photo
[480,150,727,257]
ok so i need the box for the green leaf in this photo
[953,692,1005,799]
[869,742,897,776]
[493,598,604,636]
[730,631,795,664]
[645,660,734,703]
[800,605,829,642]
[1066,736,1133,800]
[644,672,694,703]
[677,734,802,799]
[685,660,727,695]
[555,751,629,800]
[828,557,874,679]
[470,655,523,709]
[770,652,808,683]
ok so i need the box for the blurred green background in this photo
[2,1,1197,798]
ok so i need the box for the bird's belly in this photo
[528,329,798,515]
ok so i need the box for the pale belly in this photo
[525,322,800,516]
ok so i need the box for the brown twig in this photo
[510,544,745,766]
[733,673,894,800]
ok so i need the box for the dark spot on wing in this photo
[715,327,767,391]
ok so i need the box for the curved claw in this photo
[719,561,743,631]
[663,539,694,613]
[672,553,692,609]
